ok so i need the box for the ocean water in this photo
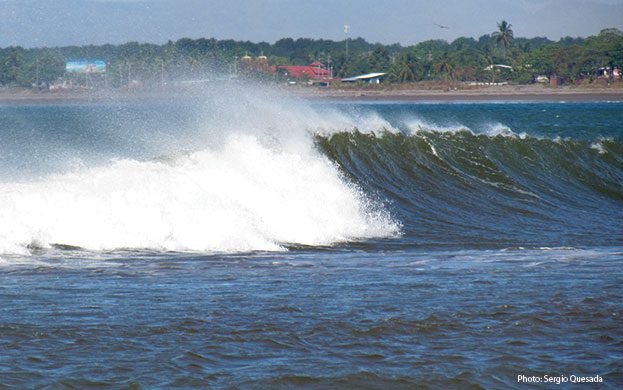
[0,88,622,388]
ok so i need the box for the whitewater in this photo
[0,87,400,255]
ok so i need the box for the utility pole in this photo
[118,63,123,88]
[160,59,165,87]
[327,53,332,78]
[127,62,132,87]
[35,58,40,88]
[344,24,350,57]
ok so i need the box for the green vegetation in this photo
[493,20,514,59]
[0,23,622,88]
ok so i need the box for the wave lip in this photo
[405,118,528,139]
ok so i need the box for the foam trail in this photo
[484,122,527,138]
[405,117,469,135]
[404,117,529,139]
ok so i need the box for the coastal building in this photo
[484,64,513,71]
[534,75,549,83]
[341,72,387,84]
[240,54,271,73]
[272,61,331,81]
[63,59,108,89]
[599,66,621,79]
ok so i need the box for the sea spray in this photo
[0,84,400,254]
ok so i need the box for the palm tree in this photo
[398,62,416,82]
[389,52,421,83]
[396,53,419,82]
[492,20,514,58]
[434,53,454,81]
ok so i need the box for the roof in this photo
[341,72,387,82]
[309,61,326,67]
[484,64,513,70]
[275,65,330,79]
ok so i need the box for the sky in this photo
[0,0,622,48]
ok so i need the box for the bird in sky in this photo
[435,23,450,29]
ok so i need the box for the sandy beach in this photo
[294,83,623,102]
[0,83,622,103]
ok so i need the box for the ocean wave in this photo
[0,133,399,255]
[316,130,623,247]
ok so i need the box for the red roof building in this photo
[273,62,331,80]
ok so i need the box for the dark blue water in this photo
[339,101,623,141]
[1,97,622,388]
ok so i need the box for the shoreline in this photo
[0,85,622,104]
[301,91,623,102]
[293,84,623,102]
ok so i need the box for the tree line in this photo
[0,22,621,88]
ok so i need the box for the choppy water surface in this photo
[1,91,622,388]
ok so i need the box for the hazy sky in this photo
[1,0,622,48]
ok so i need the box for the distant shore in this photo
[1,84,622,104]
[294,83,623,102]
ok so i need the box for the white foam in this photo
[405,117,527,139]
[405,118,469,135]
[429,143,439,157]
[0,132,399,255]
[590,142,607,154]
[590,137,612,154]
[312,110,398,136]
[483,122,526,138]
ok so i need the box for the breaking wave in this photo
[0,133,397,254]
[0,87,621,254]
[316,129,623,248]
[0,87,400,255]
